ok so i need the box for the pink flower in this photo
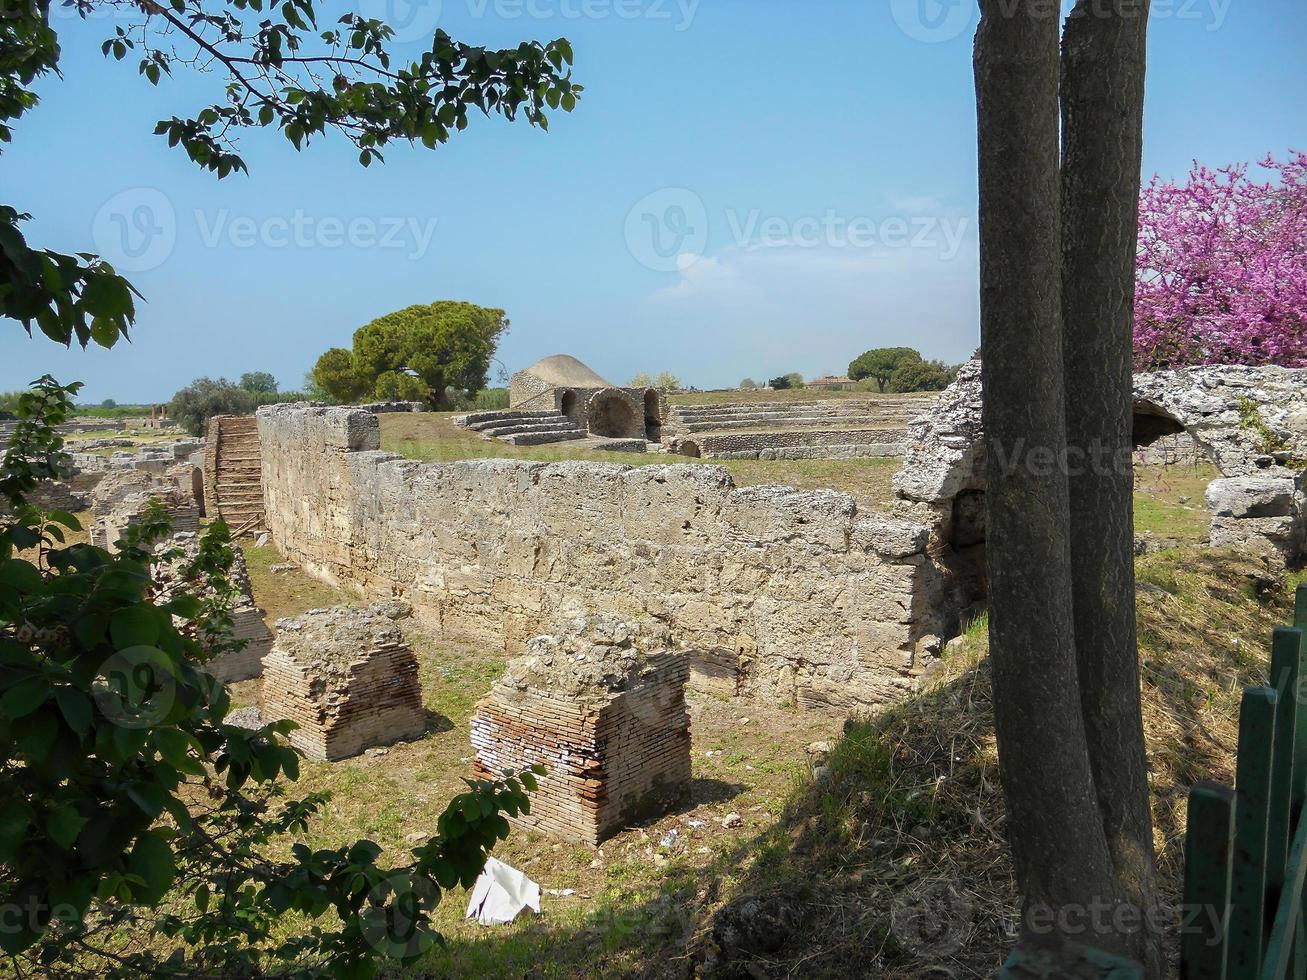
[1134,150,1307,369]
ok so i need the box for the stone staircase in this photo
[668,395,934,435]
[455,410,587,447]
[666,395,937,460]
[203,415,265,533]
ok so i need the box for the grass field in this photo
[379,412,902,510]
[380,411,1221,537]
[234,548,842,979]
[667,385,926,406]
[230,543,1304,978]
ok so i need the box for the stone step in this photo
[460,410,566,430]
[679,417,915,434]
[673,404,926,420]
[479,419,580,438]
[502,429,587,446]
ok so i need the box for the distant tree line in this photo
[311,301,507,409]
[735,352,957,394]
[629,371,681,390]
[848,347,958,393]
[169,373,315,436]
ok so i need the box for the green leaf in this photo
[0,559,43,594]
[1,677,50,718]
[55,688,92,737]
[48,803,88,849]
[16,708,56,762]
[127,782,168,820]
[110,606,160,648]
[0,799,31,859]
[128,829,176,904]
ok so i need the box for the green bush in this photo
[0,378,538,977]
[312,301,508,409]
[474,387,510,410]
[887,358,956,393]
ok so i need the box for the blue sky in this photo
[2,0,1304,402]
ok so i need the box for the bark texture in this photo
[1060,2,1161,973]
[973,0,1126,946]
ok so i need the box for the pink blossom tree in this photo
[1134,150,1307,369]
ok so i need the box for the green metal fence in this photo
[1000,583,1307,978]
[1181,582,1307,979]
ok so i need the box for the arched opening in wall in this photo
[1132,400,1185,447]
[560,390,578,422]
[191,466,206,517]
[590,393,637,438]
[1132,399,1209,467]
[678,440,701,458]
[644,389,662,442]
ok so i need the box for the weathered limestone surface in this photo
[152,531,274,683]
[470,615,692,845]
[261,602,426,761]
[259,404,961,709]
[892,360,1307,565]
[90,466,201,552]
[1132,365,1307,475]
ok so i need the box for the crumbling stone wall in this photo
[259,404,968,709]
[152,531,274,683]
[470,615,691,844]
[893,360,1307,566]
[90,466,201,552]
[261,603,426,761]
[697,427,907,460]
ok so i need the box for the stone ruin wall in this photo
[152,531,273,683]
[258,404,973,710]
[470,616,692,844]
[261,603,426,761]
[696,428,907,460]
[893,360,1307,568]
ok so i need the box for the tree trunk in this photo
[1060,1,1160,973]
[973,0,1127,951]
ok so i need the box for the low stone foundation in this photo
[91,467,201,552]
[698,427,906,460]
[470,617,691,845]
[261,603,426,761]
[259,403,967,710]
[152,531,273,683]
